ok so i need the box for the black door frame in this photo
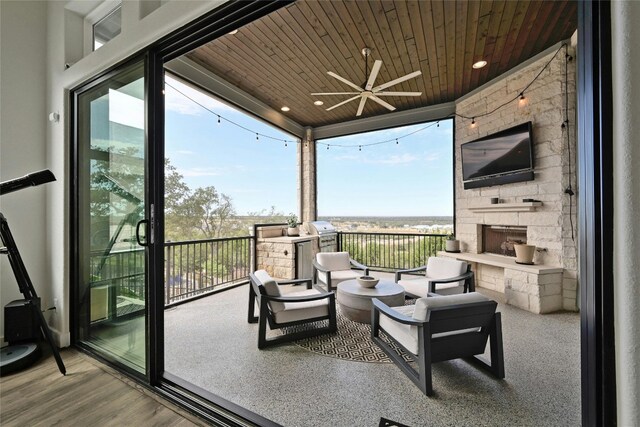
[577,2,616,426]
[69,0,617,425]
[145,1,292,425]
[70,54,152,381]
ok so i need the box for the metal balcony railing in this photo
[165,236,252,305]
[90,247,146,300]
[89,232,445,311]
[337,231,447,271]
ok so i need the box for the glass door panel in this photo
[75,61,148,373]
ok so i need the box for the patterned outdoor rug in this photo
[291,307,414,364]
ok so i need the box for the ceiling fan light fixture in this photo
[280,106,290,112]
[313,100,324,106]
[472,60,488,69]
[312,48,422,117]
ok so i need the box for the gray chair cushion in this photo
[273,289,329,323]
[316,252,351,271]
[378,305,419,354]
[254,269,285,313]
[413,292,490,321]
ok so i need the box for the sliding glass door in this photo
[73,60,149,373]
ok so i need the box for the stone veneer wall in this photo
[256,239,295,279]
[300,128,316,223]
[455,45,578,312]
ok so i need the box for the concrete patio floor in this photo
[164,278,580,427]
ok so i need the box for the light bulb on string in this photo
[359,145,362,151]
[437,121,440,127]
[284,140,288,147]
[396,138,398,145]
[471,117,476,128]
[326,145,329,150]
[518,92,527,106]
[256,133,259,141]
[217,115,221,124]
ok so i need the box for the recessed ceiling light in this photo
[313,100,324,106]
[228,29,238,35]
[472,60,487,69]
[281,106,290,112]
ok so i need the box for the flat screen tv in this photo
[461,121,534,189]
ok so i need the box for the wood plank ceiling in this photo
[184,0,577,128]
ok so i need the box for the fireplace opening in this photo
[482,225,527,257]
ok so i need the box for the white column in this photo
[612,2,640,425]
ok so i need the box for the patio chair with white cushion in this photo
[312,251,369,291]
[248,270,337,349]
[395,256,474,298]
[371,292,505,396]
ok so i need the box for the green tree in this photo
[164,159,238,240]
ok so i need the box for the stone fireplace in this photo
[482,225,527,257]
[449,45,578,313]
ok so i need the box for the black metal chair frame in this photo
[312,257,369,291]
[248,273,337,349]
[371,297,505,396]
[395,263,475,295]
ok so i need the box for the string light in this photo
[164,43,566,153]
[165,81,296,145]
[455,43,566,125]
[518,92,527,107]
[167,43,565,152]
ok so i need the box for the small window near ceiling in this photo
[93,5,121,51]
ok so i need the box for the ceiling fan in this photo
[311,47,422,117]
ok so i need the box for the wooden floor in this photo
[0,348,207,427]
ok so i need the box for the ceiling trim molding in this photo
[165,57,306,139]
[312,102,455,140]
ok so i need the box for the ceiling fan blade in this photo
[327,71,364,92]
[325,95,362,111]
[375,91,422,96]
[311,92,362,95]
[365,60,383,91]
[369,95,396,111]
[372,70,422,92]
[356,97,368,116]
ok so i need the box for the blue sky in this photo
[164,76,453,217]
[317,121,453,216]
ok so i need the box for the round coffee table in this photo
[337,279,405,324]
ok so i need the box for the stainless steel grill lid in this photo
[308,221,336,235]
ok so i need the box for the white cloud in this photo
[178,164,247,177]
[178,167,224,177]
[329,153,418,165]
[175,150,195,155]
[365,153,418,165]
[424,152,440,162]
[164,76,237,117]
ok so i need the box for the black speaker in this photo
[4,299,40,344]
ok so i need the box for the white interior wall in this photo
[611,2,640,425]
[0,0,49,344]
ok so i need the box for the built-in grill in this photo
[308,221,338,252]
